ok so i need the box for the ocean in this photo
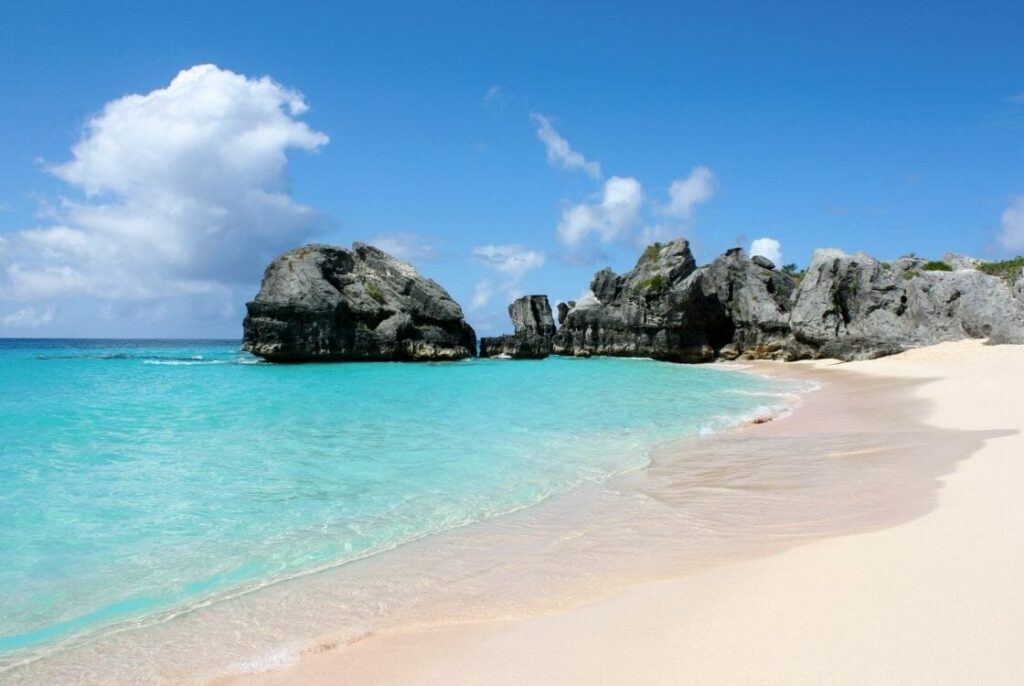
[0,339,801,682]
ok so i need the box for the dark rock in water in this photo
[479,295,556,359]
[789,249,1024,359]
[509,295,556,337]
[751,255,776,270]
[242,243,476,362]
[556,301,575,326]
[478,333,552,359]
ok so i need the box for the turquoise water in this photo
[0,339,794,672]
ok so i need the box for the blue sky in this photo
[1,1,1023,337]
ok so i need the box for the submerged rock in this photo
[479,295,556,359]
[242,243,476,362]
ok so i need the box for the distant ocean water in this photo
[0,339,799,677]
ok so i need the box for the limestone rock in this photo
[479,295,556,359]
[242,243,476,362]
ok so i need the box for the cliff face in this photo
[552,240,797,362]
[242,243,476,362]
[789,250,1024,359]
[549,239,1024,362]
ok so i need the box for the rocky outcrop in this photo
[479,295,556,359]
[242,243,476,362]
[789,249,1024,359]
[552,240,797,362]
[549,239,1024,363]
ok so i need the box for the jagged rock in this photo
[556,301,575,326]
[789,249,1024,359]
[509,295,556,337]
[242,243,476,362]
[943,252,982,271]
[552,240,1024,364]
[479,295,556,359]
[552,240,798,362]
[698,248,799,359]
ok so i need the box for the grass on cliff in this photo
[978,257,1024,282]
[639,274,667,291]
[366,282,386,304]
[638,242,663,266]
[922,260,953,271]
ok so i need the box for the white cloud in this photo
[472,244,545,306]
[369,232,437,261]
[0,64,327,326]
[664,166,716,219]
[482,85,504,107]
[530,113,601,179]
[2,306,55,328]
[998,195,1024,252]
[469,280,493,310]
[750,237,783,265]
[557,176,643,247]
[472,244,546,280]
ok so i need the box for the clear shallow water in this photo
[0,339,796,676]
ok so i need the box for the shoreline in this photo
[221,340,1020,685]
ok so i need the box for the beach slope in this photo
[236,339,1024,685]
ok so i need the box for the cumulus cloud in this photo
[557,176,643,247]
[750,237,783,265]
[664,166,716,219]
[998,195,1024,252]
[369,232,438,261]
[2,306,54,328]
[0,64,327,331]
[531,113,601,179]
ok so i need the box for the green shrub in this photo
[978,257,1024,283]
[902,270,918,280]
[922,260,952,272]
[638,243,663,265]
[366,283,386,304]
[639,274,667,291]
[780,263,805,281]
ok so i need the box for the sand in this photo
[230,340,1024,685]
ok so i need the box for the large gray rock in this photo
[479,295,556,359]
[551,240,1024,364]
[509,295,556,337]
[789,249,1024,359]
[242,243,476,362]
[552,240,798,362]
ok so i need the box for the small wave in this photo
[142,359,231,366]
[229,646,299,674]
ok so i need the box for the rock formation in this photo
[552,240,796,362]
[548,239,1024,363]
[788,249,1024,359]
[479,295,556,359]
[242,243,476,362]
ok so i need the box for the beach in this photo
[229,339,1024,685]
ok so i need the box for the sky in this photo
[1,1,1023,338]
